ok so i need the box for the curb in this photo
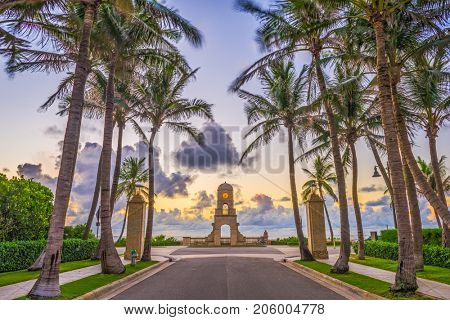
[282,261,386,300]
[75,260,173,300]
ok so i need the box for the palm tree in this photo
[302,63,383,259]
[417,156,450,229]
[130,65,213,261]
[301,156,337,247]
[8,0,203,297]
[93,0,203,273]
[316,0,445,292]
[27,0,102,298]
[404,52,449,247]
[237,60,314,260]
[115,157,149,243]
[233,0,351,272]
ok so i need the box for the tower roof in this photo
[218,182,233,190]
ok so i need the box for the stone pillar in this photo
[230,225,238,245]
[124,193,146,260]
[370,231,378,241]
[306,193,329,259]
[182,237,191,246]
[213,224,221,246]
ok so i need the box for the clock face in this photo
[222,192,229,199]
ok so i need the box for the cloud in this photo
[191,191,215,210]
[16,163,57,191]
[359,184,385,193]
[174,122,240,170]
[123,141,194,198]
[278,196,291,202]
[17,140,194,230]
[44,125,64,137]
[251,194,274,211]
[365,196,390,207]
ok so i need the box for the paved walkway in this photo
[273,246,450,300]
[0,247,177,300]
[318,254,450,299]
[112,256,344,300]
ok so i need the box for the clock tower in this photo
[206,182,244,245]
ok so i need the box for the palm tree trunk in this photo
[388,76,450,232]
[318,188,334,247]
[428,134,449,247]
[83,152,102,240]
[313,51,350,273]
[116,202,129,244]
[288,127,314,260]
[141,130,157,261]
[368,139,397,228]
[373,20,417,292]
[350,141,365,260]
[99,65,124,274]
[403,162,424,271]
[110,123,124,215]
[28,2,98,298]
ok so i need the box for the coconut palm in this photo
[237,60,314,260]
[417,156,450,228]
[115,157,149,243]
[26,0,102,298]
[233,0,351,272]
[404,52,450,246]
[301,156,337,247]
[301,63,383,260]
[315,0,448,292]
[130,65,213,261]
[11,0,204,297]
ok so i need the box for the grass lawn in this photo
[0,259,101,287]
[349,255,450,285]
[295,260,431,300]
[18,260,158,300]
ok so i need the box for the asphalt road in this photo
[112,257,345,300]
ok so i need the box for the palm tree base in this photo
[100,247,125,274]
[391,267,418,293]
[28,250,45,271]
[299,247,315,261]
[390,282,418,294]
[331,256,350,274]
[141,243,152,261]
[28,277,61,299]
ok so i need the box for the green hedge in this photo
[0,239,99,272]
[380,228,442,246]
[352,240,450,269]
[115,235,181,248]
[271,236,340,246]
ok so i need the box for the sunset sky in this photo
[0,0,447,240]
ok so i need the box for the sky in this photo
[0,0,448,240]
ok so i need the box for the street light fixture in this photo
[372,166,381,178]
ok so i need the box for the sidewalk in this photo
[0,246,180,300]
[319,254,450,299]
[0,258,131,300]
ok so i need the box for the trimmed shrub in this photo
[379,228,442,246]
[379,229,398,243]
[63,224,95,240]
[0,239,99,272]
[422,229,442,246]
[115,235,181,248]
[352,240,450,269]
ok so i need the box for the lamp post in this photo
[95,206,101,239]
[372,163,397,229]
